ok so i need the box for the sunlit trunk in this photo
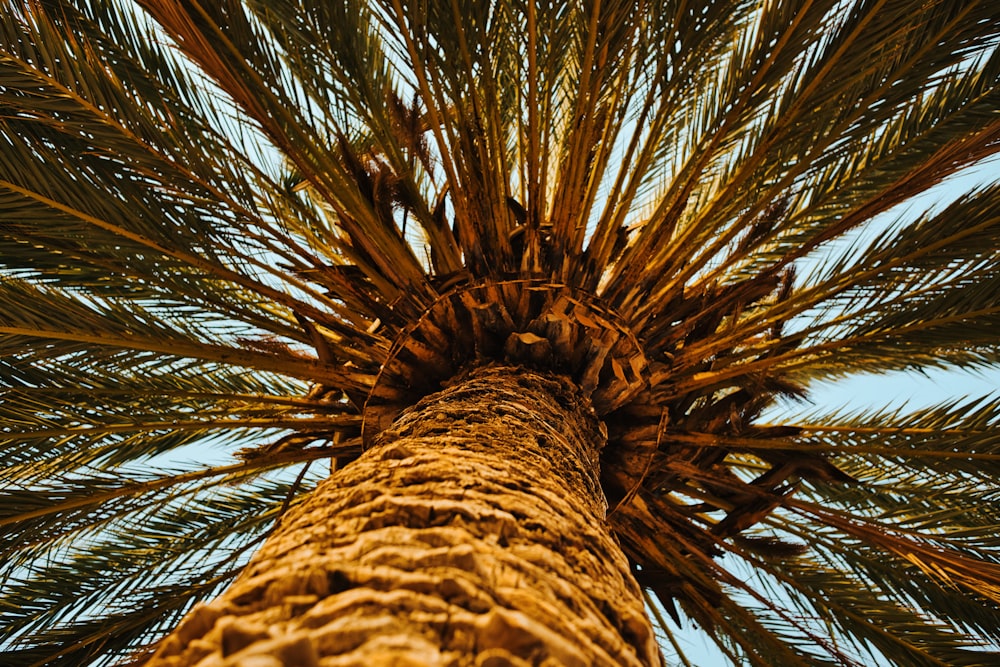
[147,365,660,666]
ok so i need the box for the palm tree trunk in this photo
[146,365,661,666]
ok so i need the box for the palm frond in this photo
[3,0,1000,664]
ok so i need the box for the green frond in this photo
[1,466,322,666]
[3,0,1000,663]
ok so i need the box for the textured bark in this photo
[146,365,660,667]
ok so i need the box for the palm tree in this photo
[3,0,1000,664]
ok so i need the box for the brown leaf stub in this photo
[361,279,648,445]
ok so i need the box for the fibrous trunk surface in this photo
[146,365,660,667]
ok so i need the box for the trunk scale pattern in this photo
[147,365,661,666]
